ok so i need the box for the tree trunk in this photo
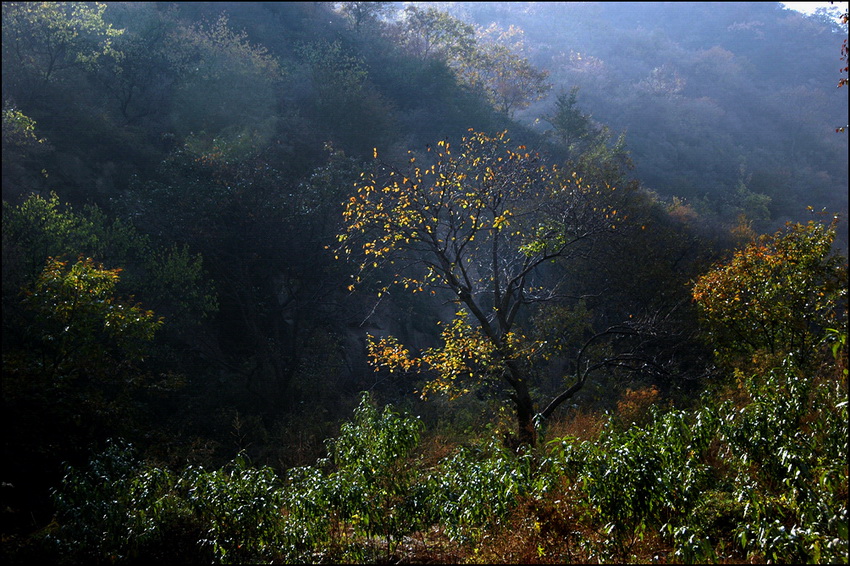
[507,365,537,448]
[514,392,537,448]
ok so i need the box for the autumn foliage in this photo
[692,215,847,369]
[338,129,619,445]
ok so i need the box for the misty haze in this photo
[2,2,847,564]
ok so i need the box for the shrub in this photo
[281,391,428,562]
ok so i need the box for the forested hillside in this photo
[2,2,847,563]
[449,1,849,232]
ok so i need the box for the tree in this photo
[544,86,591,157]
[3,255,164,421]
[337,130,627,447]
[18,257,163,379]
[459,24,551,117]
[394,9,551,119]
[398,5,476,61]
[335,2,395,31]
[87,3,181,127]
[167,14,284,157]
[540,86,635,192]
[296,39,394,156]
[114,140,357,415]
[1,105,51,197]
[2,192,217,333]
[1,2,123,96]
[2,105,48,152]
[692,214,848,369]
[637,64,686,98]
[1,255,166,528]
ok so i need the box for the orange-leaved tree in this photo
[692,214,847,370]
[337,130,628,447]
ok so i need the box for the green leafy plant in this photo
[319,392,427,561]
[425,437,536,545]
[181,453,286,564]
[49,440,199,563]
[719,358,848,564]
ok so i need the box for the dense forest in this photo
[1,2,847,563]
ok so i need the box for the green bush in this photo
[49,440,202,564]
[42,359,847,564]
[425,437,536,545]
[550,408,717,562]
[318,391,427,561]
[181,454,286,564]
[719,359,848,564]
[541,339,847,564]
